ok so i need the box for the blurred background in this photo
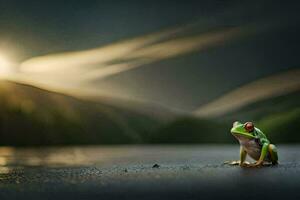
[0,0,299,146]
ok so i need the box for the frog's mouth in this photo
[231,130,256,139]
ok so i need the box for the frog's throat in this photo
[231,131,256,139]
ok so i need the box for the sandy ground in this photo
[0,145,299,200]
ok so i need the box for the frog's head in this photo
[231,121,256,140]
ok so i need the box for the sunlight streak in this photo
[78,27,245,81]
[20,24,247,87]
[194,69,300,117]
[20,26,186,73]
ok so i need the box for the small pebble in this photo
[152,164,160,168]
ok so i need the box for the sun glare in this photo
[0,53,13,77]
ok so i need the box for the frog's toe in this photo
[239,161,251,167]
[244,161,264,168]
[224,161,250,166]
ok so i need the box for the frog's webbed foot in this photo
[224,160,250,166]
[243,161,264,168]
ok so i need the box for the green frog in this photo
[226,121,278,167]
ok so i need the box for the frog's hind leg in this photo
[268,144,278,165]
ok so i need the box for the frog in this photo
[225,121,278,167]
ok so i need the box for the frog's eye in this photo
[244,122,254,132]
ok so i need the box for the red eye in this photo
[244,122,254,132]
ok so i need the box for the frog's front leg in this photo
[224,146,249,166]
[248,143,269,167]
[239,146,248,167]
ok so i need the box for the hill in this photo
[150,116,230,143]
[0,80,174,146]
[0,75,299,145]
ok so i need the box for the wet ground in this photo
[0,145,299,200]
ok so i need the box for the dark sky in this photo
[1,0,300,111]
